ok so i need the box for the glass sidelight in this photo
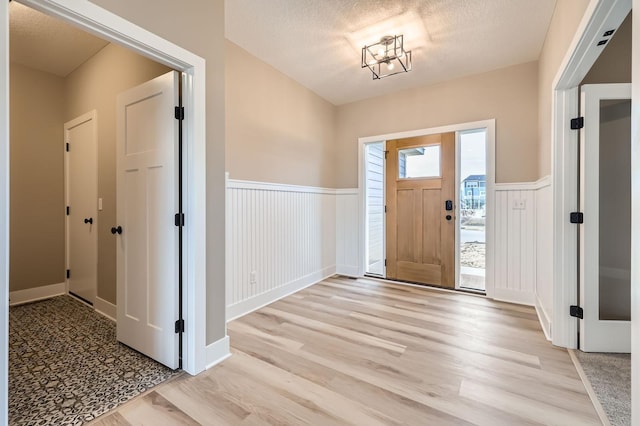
[458,130,487,292]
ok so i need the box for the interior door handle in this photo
[84,218,93,225]
[110,226,122,235]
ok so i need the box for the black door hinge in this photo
[384,259,387,267]
[384,150,388,159]
[174,106,184,121]
[66,206,70,216]
[66,269,70,279]
[570,117,584,130]
[175,319,185,333]
[570,305,583,319]
[174,213,185,227]
[570,212,584,224]
[384,205,387,213]
[65,143,70,152]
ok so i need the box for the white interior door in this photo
[65,111,98,305]
[580,83,631,352]
[116,71,180,369]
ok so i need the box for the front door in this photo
[579,83,631,352]
[385,133,455,288]
[65,111,98,305]
[115,71,181,369]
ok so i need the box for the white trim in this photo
[205,336,231,370]
[535,294,552,341]
[495,176,552,192]
[335,188,358,195]
[4,0,210,376]
[226,266,335,322]
[8,283,66,306]
[358,119,496,296]
[631,0,640,419]
[94,297,116,322]
[227,177,339,195]
[551,0,631,350]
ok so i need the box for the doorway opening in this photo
[3,0,210,422]
[358,120,495,296]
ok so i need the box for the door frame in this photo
[0,2,211,409]
[358,119,496,297]
[64,110,98,305]
[550,0,630,350]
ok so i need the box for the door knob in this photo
[84,218,93,225]
[110,226,122,235]
[446,215,452,221]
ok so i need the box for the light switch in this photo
[512,199,526,210]
[98,198,103,211]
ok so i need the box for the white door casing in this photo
[116,71,180,369]
[579,83,631,352]
[65,111,98,305]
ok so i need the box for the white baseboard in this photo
[206,335,231,369]
[226,265,336,321]
[336,264,359,277]
[535,295,552,341]
[492,288,535,306]
[9,282,66,306]
[94,297,117,322]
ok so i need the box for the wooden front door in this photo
[386,132,455,288]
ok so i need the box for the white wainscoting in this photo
[336,189,359,277]
[535,177,553,340]
[493,178,551,306]
[226,179,360,321]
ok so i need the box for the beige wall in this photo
[335,61,539,187]
[582,12,631,85]
[9,63,65,292]
[90,0,226,344]
[64,43,171,304]
[537,0,591,178]
[226,41,337,188]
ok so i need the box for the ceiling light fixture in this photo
[361,35,412,80]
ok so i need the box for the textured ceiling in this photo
[10,2,109,77]
[226,0,557,105]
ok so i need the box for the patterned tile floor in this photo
[9,296,181,425]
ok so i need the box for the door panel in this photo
[65,112,97,304]
[116,71,180,369]
[386,132,455,288]
[580,83,631,352]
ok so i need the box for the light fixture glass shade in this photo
[361,34,412,80]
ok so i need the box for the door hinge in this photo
[66,269,70,279]
[175,213,185,227]
[569,212,584,224]
[65,142,70,152]
[384,205,387,213]
[384,150,389,160]
[66,206,70,216]
[570,305,583,319]
[384,259,387,267]
[570,117,584,130]
[175,319,185,333]
[174,106,184,121]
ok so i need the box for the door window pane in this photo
[398,145,440,178]
[599,99,631,321]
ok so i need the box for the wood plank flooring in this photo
[89,276,601,425]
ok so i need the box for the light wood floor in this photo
[90,276,601,425]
